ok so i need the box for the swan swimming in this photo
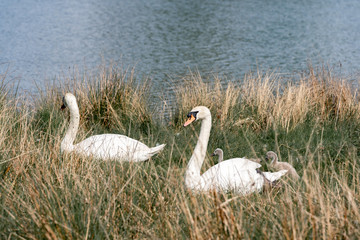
[266,151,300,180]
[60,93,165,162]
[184,106,287,195]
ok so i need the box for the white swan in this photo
[60,93,166,162]
[184,106,287,195]
[266,151,300,180]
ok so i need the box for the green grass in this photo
[1,64,360,239]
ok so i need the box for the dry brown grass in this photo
[175,66,359,131]
[0,65,359,239]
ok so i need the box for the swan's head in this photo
[265,151,277,163]
[61,93,77,110]
[184,106,211,127]
[211,148,223,157]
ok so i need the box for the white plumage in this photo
[212,148,262,164]
[61,93,165,162]
[184,106,287,195]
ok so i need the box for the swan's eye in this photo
[61,97,67,110]
[188,111,198,119]
[184,111,199,127]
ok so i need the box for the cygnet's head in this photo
[211,148,223,157]
[265,151,278,163]
[183,106,211,127]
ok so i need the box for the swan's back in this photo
[74,133,162,162]
[200,158,264,194]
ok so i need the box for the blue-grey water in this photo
[1,0,360,96]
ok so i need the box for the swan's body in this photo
[266,151,299,180]
[184,106,287,195]
[61,93,165,162]
[212,148,261,164]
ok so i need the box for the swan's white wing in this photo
[74,134,151,161]
[262,170,288,182]
[200,158,263,194]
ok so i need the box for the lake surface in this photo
[1,0,360,97]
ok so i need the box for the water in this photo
[1,0,360,97]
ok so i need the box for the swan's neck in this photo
[219,151,223,162]
[185,115,211,189]
[61,103,80,153]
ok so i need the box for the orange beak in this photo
[184,114,196,127]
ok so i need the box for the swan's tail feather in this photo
[132,144,166,162]
[148,144,166,157]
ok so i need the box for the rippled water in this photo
[1,0,360,96]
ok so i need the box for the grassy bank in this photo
[1,65,360,239]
